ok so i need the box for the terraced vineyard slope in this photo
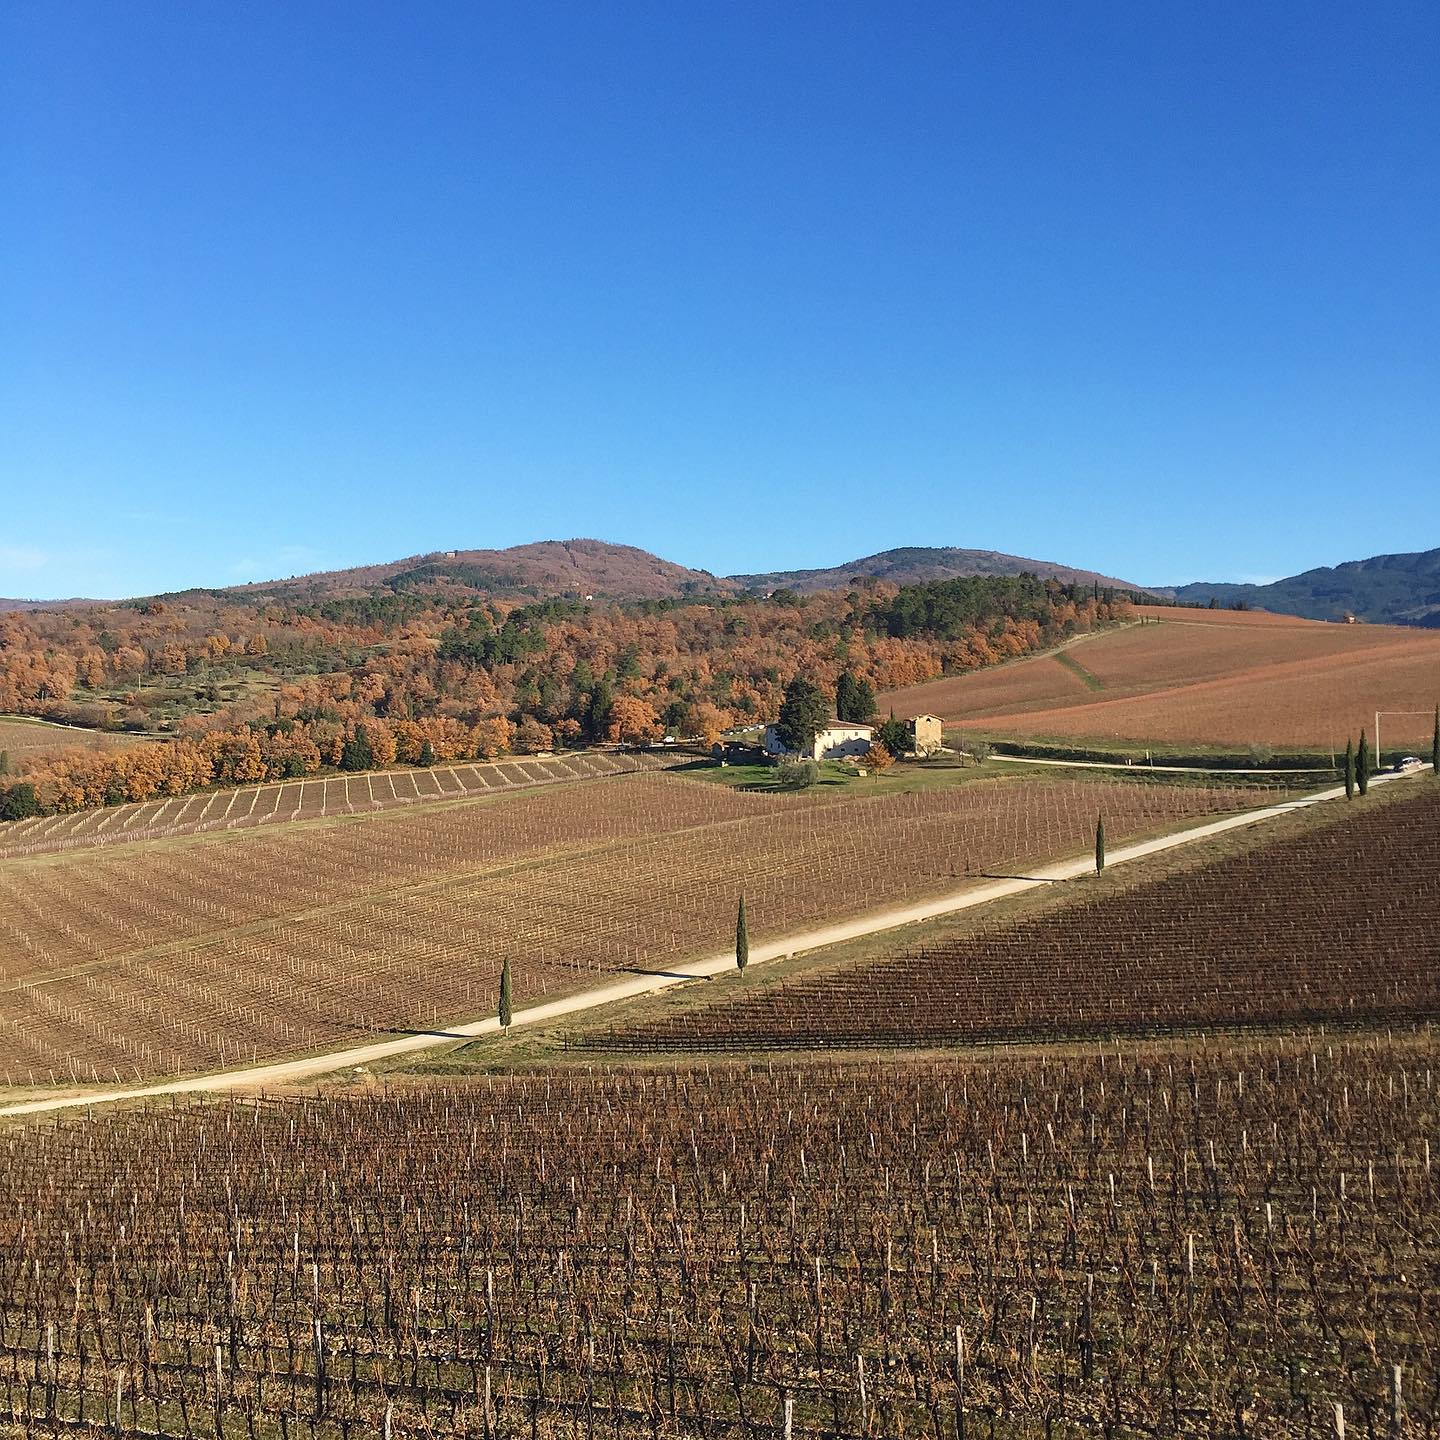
[586,785,1440,1053]
[0,1042,1433,1437]
[0,772,1268,1086]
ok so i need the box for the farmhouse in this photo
[763,720,874,761]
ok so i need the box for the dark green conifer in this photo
[1343,738,1355,800]
[735,895,749,972]
[1095,815,1105,874]
[498,957,513,1029]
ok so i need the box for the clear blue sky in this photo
[3,2,1436,598]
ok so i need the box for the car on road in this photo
[1395,755,1426,772]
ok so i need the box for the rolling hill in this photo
[730,545,1145,594]
[0,597,106,611]
[4,539,1145,612]
[881,603,1440,751]
[1165,546,1440,626]
[212,538,732,604]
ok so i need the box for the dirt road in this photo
[994,754,1335,776]
[0,774,1412,1118]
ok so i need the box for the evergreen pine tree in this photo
[1357,732,1370,795]
[0,750,8,776]
[340,725,374,773]
[1432,706,1438,776]
[498,957,513,1029]
[1343,738,1355,800]
[876,712,912,759]
[853,677,877,723]
[1095,815,1105,874]
[774,678,828,754]
[418,738,436,767]
[735,895,749,972]
[585,677,616,742]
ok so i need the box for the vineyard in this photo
[0,773,1271,1086]
[881,608,1440,749]
[583,786,1440,1055]
[0,1038,1436,1437]
[0,750,682,861]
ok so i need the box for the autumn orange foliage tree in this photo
[859,742,895,773]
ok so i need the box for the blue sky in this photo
[2,2,1436,598]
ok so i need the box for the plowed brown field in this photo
[0,716,146,762]
[882,606,1440,748]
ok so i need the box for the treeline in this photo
[1,575,1130,815]
[0,713,520,816]
[863,575,1146,640]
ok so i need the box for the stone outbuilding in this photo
[907,714,944,756]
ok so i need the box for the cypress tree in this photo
[1094,815,1105,874]
[1357,732,1370,795]
[498,957,513,1029]
[735,895,749,973]
[853,677,877,724]
[1343,738,1355,800]
[1432,705,1438,776]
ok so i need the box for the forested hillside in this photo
[733,544,1143,594]
[1168,547,1440,626]
[0,574,1125,813]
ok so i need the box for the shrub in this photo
[876,714,912,758]
[775,759,820,791]
[0,782,41,820]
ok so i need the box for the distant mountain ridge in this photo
[16,540,1436,621]
[2,540,1150,613]
[730,546,1145,594]
[0,597,106,611]
[1165,547,1440,627]
[236,540,1147,604]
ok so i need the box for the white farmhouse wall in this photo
[764,723,874,761]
